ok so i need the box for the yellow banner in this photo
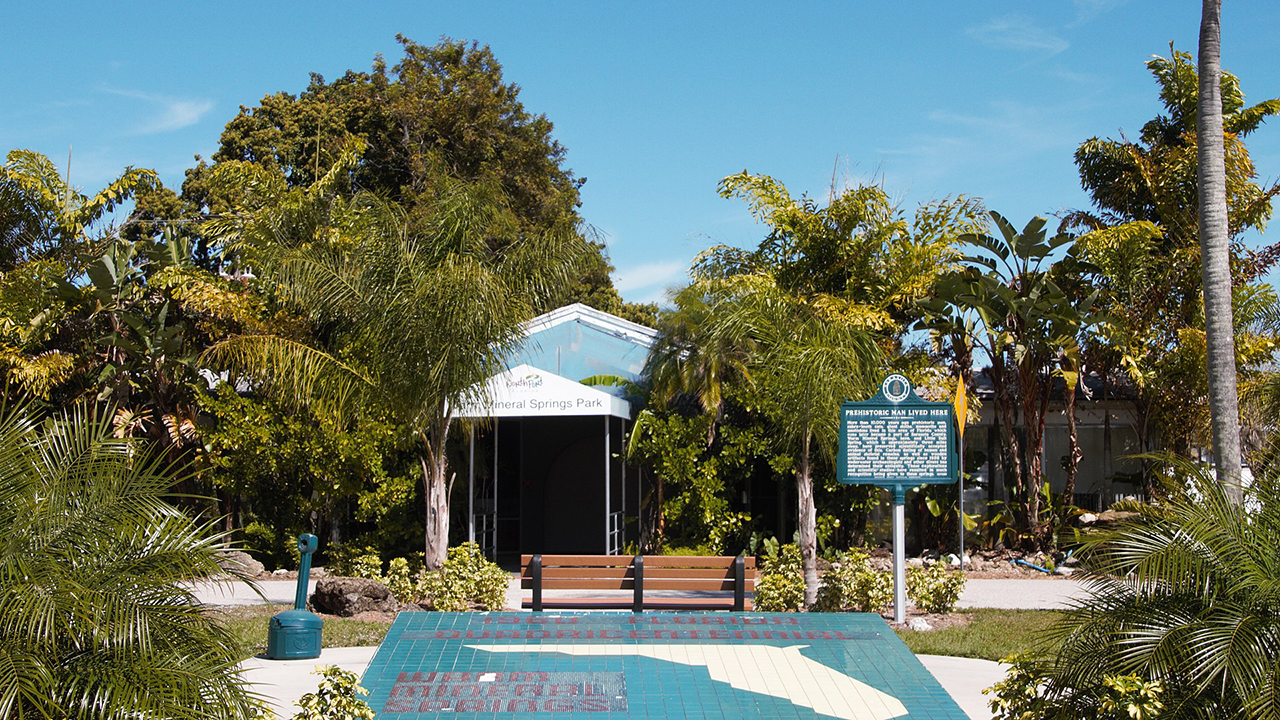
[953,378,967,439]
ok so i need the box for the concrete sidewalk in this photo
[243,646,1001,720]
[956,578,1088,610]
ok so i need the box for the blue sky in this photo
[3,1,1278,304]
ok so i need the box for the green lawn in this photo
[894,609,1062,661]
[211,604,391,659]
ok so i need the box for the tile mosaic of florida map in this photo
[359,612,967,719]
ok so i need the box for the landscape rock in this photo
[907,558,925,568]
[1053,566,1075,577]
[311,576,401,616]
[1092,509,1141,529]
[1078,512,1099,526]
[906,618,933,632]
[218,550,264,578]
[272,568,290,577]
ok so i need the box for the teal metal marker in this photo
[838,375,958,623]
[266,534,323,660]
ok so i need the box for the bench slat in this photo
[641,556,753,569]
[539,566,633,579]
[528,554,634,567]
[642,567,755,580]
[538,578,634,590]
[643,579,737,591]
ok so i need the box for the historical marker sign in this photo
[838,374,957,487]
[836,374,959,623]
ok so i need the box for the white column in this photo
[468,425,475,543]
[492,421,499,556]
[621,418,627,549]
[604,415,612,554]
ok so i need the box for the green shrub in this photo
[0,405,266,719]
[337,543,507,609]
[907,562,965,614]
[813,549,895,614]
[417,542,509,611]
[382,557,416,602]
[326,544,381,577]
[291,665,375,720]
[755,543,805,611]
[984,654,1164,720]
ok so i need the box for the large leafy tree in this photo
[205,147,592,569]
[1068,48,1279,478]
[0,402,262,719]
[142,35,636,317]
[653,280,881,604]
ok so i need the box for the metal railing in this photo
[607,511,625,555]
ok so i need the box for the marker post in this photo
[891,485,907,623]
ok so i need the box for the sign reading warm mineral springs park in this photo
[837,374,958,487]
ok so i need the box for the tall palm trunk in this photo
[421,419,453,569]
[1198,0,1244,503]
[796,433,818,606]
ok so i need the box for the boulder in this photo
[219,550,264,578]
[906,617,933,632]
[311,576,401,616]
[1053,566,1076,577]
[1092,509,1141,529]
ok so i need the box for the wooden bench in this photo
[520,554,755,612]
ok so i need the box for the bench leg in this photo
[633,555,644,613]
[532,554,543,612]
[733,555,745,612]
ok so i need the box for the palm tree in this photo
[658,279,881,604]
[1198,0,1244,502]
[0,148,157,270]
[1038,459,1280,718]
[204,149,591,568]
[0,149,158,400]
[0,402,262,719]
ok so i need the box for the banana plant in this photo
[931,212,1094,549]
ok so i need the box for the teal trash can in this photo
[267,608,323,659]
[265,533,323,660]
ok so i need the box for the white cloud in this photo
[102,88,214,134]
[966,16,1069,55]
[612,260,687,294]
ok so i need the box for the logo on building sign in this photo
[505,373,544,391]
[881,374,911,403]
